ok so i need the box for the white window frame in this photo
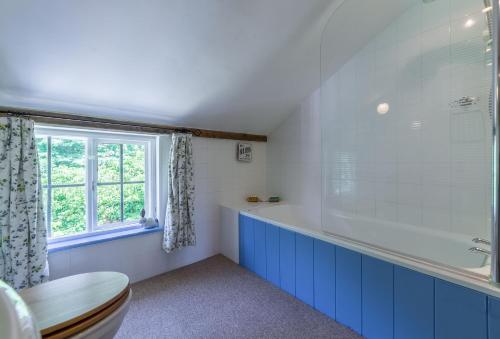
[35,125,157,243]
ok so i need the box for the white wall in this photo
[267,89,322,229]
[49,137,267,283]
[268,0,492,239]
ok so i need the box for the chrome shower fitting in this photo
[469,247,492,255]
[473,237,492,245]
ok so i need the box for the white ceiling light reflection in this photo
[464,19,476,28]
[377,102,390,115]
[483,6,492,13]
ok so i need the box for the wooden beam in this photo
[0,106,267,142]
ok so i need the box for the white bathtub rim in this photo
[239,209,500,300]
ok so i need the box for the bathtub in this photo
[239,203,497,297]
[249,204,486,270]
[237,203,500,338]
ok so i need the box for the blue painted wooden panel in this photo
[279,228,296,296]
[239,215,254,272]
[489,296,500,339]
[336,247,362,334]
[240,215,496,339]
[435,279,487,339]
[394,266,434,339]
[265,224,280,287]
[313,239,335,318]
[238,214,244,266]
[253,220,267,279]
[362,256,394,339]
[295,234,314,306]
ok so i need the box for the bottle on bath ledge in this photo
[139,208,159,229]
[246,196,280,203]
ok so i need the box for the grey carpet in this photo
[115,255,363,339]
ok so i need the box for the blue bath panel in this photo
[265,224,280,287]
[239,215,254,272]
[336,247,362,334]
[435,279,487,339]
[279,228,296,296]
[313,239,335,319]
[254,220,267,279]
[488,296,500,339]
[238,214,244,266]
[362,256,394,339]
[394,266,434,339]
[239,215,498,339]
[295,233,314,306]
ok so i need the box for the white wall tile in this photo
[397,3,422,41]
[452,0,483,20]
[422,0,450,32]
[422,184,451,210]
[398,204,422,226]
[451,11,487,43]
[376,201,398,222]
[268,0,491,242]
[398,183,423,206]
[422,162,451,185]
[266,89,322,229]
[451,185,488,237]
[422,207,451,231]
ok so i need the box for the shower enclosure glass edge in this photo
[492,0,500,284]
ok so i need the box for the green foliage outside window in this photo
[36,137,146,238]
[52,187,86,237]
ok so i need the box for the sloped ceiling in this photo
[0,0,414,134]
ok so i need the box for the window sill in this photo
[47,227,163,254]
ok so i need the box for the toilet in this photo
[17,272,131,339]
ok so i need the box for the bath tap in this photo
[469,247,491,255]
[472,238,491,246]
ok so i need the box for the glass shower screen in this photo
[320,0,494,276]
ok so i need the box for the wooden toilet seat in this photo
[20,272,130,338]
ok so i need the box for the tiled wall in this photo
[193,138,267,212]
[267,89,322,229]
[268,0,492,240]
[49,137,267,283]
[322,0,491,239]
[240,214,500,339]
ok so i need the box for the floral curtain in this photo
[0,117,48,290]
[163,133,196,253]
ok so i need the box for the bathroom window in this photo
[35,127,156,239]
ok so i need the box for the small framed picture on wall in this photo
[237,143,252,162]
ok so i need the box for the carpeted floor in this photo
[115,255,362,339]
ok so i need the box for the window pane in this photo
[98,144,120,183]
[123,144,145,182]
[51,137,86,185]
[124,183,145,222]
[97,185,121,225]
[51,186,86,237]
[36,137,48,186]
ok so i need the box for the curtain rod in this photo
[0,107,267,142]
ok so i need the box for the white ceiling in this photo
[0,0,414,134]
